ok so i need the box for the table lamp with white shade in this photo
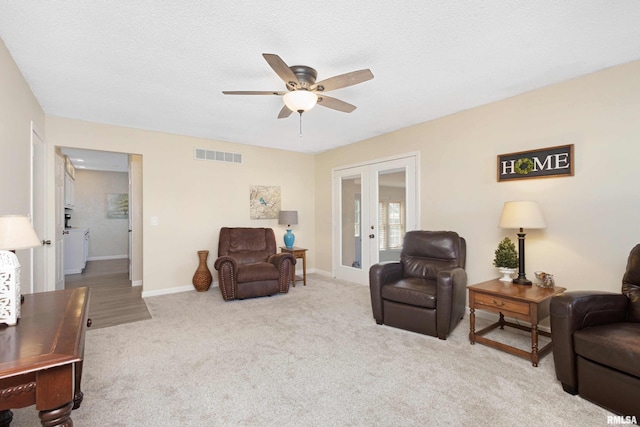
[498,201,546,285]
[0,215,42,326]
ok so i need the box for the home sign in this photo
[497,144,574,182]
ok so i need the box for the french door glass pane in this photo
[378,169,406,262]
[341,176,362,269]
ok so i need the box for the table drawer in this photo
[474,293,530,316]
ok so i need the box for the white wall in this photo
[44,117,316,294]
[72,169,129,259]
[0,38,46,293]
[315,60,640,294]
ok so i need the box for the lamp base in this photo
[512,276,532,286]
[513,231,532,285]
[283,229,295,248]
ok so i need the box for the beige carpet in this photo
[10,275,612,426]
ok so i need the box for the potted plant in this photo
[493,237,518,282]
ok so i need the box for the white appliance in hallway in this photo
[64,227,90,274]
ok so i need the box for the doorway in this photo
[58,147,142,288]
[333,154,418,284]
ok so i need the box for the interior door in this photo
[129,154,143,287]
[333,155,417,284]
[54,153,65,290]
[30,125,46,293]
[128,157,133,280]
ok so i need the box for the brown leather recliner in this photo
[214,227,295,301]
[369,230,467,340]
[550,244,640,418]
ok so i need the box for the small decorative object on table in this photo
[192,250,212,292]
[493,237,518,282]
[0,214,42,326]
[534,271,555,289]
[0,251,21,326]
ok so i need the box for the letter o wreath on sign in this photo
[515,157,534,175]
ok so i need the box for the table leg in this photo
[73,360,84,410]
[0,410,13,427]
[38,401,73,427]
[291,260,296,287]
[498,312,505,330]
[469,307,475,344]
[302,252,306,286]
[531,323,539,367]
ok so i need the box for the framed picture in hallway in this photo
[106,193,129,219]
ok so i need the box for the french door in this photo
[333,155,417,284]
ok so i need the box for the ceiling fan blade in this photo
[222,91,285,95]
[277,105,293,119]
[262,53,299,89]
[317,95,357,113]
[311,69,373,92]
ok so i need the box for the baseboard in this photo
[142,285,194,298]
[313,269,333,278]
[295,267,319,276]
[132,280,142,287]
[87,255,128,261]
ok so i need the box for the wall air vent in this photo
[194,148,242,164]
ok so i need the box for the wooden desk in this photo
[468,279,565,367]
[280,246,307,287]
[0,288,91,427]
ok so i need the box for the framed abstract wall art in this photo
[250,185,281,219]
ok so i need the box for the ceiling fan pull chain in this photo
[298,110,303,137]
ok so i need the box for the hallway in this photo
[65,259,151,329]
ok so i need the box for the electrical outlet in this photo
[151,216,158,226]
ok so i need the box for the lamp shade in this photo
[0,215,42,250]
[278,211,298,227]
[283,90,318,112]
[498,201,546,229]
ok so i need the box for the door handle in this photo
[369,234,375,239]
[42,240,51,245]
[62,230,69,235]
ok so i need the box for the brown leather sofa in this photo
[214,227,295,300]
[369,230,467,340]
[550,244,640,418]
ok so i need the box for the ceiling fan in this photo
[222,53,374,119]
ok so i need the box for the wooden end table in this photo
[1,288,91,426]
[468,278,565,367]
[280,246,307,287]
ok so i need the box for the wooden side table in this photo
[468,278,565,367]
[0,287,91,426]
[280,246,307,287]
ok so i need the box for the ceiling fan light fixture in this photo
[283,90,318,113]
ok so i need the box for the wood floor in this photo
[65,258,152,329]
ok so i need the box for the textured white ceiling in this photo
[2,1,640,154]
